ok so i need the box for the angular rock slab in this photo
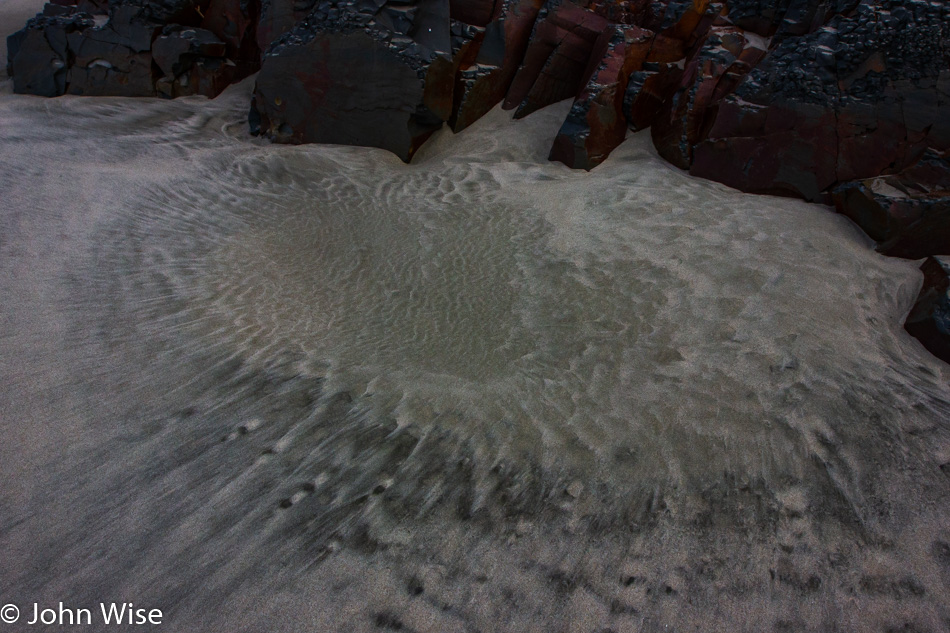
[549,24,655,170]
[449,0,546,132]
[833,150,950,260]
[651,25,768,169]
[252,28,446,161]
[503,0,609,119]
[7,12,94,96]
[905,257,950,365]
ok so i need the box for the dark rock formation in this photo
[832,149,950,260]
[11,0,947,196]
[503,1,609,120]
[66,4,162,97]
[248,0,454,160]
[7,0,259,98]
[448,0,546,132]
[201,0,259,63]
[549,24,656,169]
[651,24,768,169]
[691,0,950,201]
[905,257,950,364]
[7,10,94,96]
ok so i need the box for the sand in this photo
[2,3,950,630]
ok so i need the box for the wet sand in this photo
[2,4,950,629]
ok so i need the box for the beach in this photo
[2,3,950,628]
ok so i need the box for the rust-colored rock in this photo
[503,1,609,119]
[549,23,654,169]
[651,25,768,169]
[449,0,545,132]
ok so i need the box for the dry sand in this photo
[2,3,950,630]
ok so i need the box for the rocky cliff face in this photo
[5,0,950,358]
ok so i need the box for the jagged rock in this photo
[503,1,609,119]
[449,0,545,132]
[66,4,161,96]
[587,0,649,25]
[692,0,950,201]
[622,60,680,130]
[721,0,858,39]
[650,0,723,45]
[157,54,241,96]
[651,25,768,169]
[151,25,244,96]
[832,149,950,259]
[549,24,655,169]
[5,0,949,223]
[905,257,950,364]
[251,0,453,161]
[7,11,94,96]
[153,26,225,76]
[8,0,258,98]
[549,0,738,171]
[201,0,260,61]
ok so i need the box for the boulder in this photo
[66,4,162,96]
[250,0,453,161]
[8,11,95,96]
[721,0,859,39]
[692,0,950,200]
[832,149,950,260]
[905,257,950,364]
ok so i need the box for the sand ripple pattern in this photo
[102,104,950,495]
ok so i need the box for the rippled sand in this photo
[2,10,950,629]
